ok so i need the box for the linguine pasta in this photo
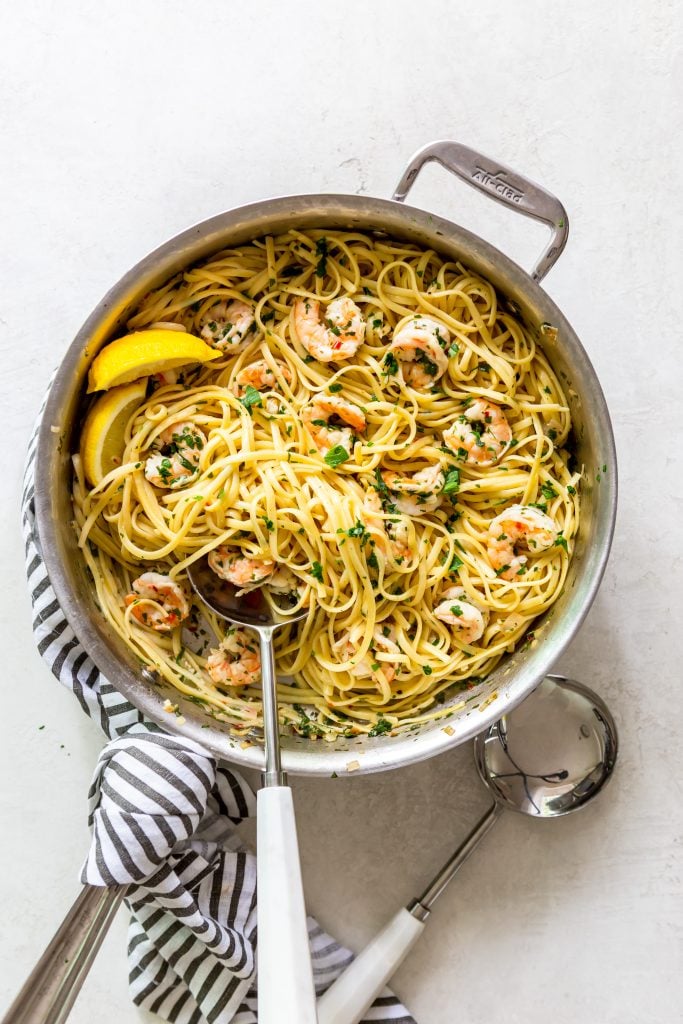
[73,229,580,741]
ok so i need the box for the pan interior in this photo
[35,194,616,775]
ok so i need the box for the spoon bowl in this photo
[475,674,618,817]
[186,556,308,628]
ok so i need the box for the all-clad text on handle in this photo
[393,140,569,283]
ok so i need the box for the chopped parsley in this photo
[294,705,323,738]
[422,665,433,675]
[328,382,343,393]
[448,553,463,573]
[442,467,461,495]
[368,717,392,737]
[417,351,439,376]
[310,561,324,582]
[540,482,558,499]
[324,444,350,468]
[383,351,399,375]
[239,384,263,412]
[373,466,389,494]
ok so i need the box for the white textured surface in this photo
[1,2,682,1022]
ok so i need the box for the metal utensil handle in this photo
[1,884,127,1024]
[317,803,502,1024]
[393,140,569,282]
[410,801,503,916]
[259,629,285,788]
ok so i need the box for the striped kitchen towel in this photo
[21,416,416,1024]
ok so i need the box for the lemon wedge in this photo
[87,329,220,393]
[80,380,147,486]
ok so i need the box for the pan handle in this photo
[1,884,127,1024]
[393,140,569,283]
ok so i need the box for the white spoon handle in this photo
[317,908,424,1024]
[257,785,317,1024]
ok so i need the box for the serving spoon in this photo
[317,674,618,1024]
[187,556,317,1024]
[2,561,314,1024]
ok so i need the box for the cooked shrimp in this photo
[234,358,293,414]
[267,566,309,606]
[302,395,366,455]
[234,359,292,394]
[433,585,489,644]
[487,504,558,580]
[267,565,298,593]
[151,367,180,388]
[144,422,206,489]
[363,489,412,560]
[388,315,450,388]
[206,627,260,687]
[124,572,190,632]
[208,547,275,594]
[200,300,255,352]
[292,297,365,362]
[338,624,400,684]
[444,399,512,467]
[381,464,445,516]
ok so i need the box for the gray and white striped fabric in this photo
[21,412,415,1024]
